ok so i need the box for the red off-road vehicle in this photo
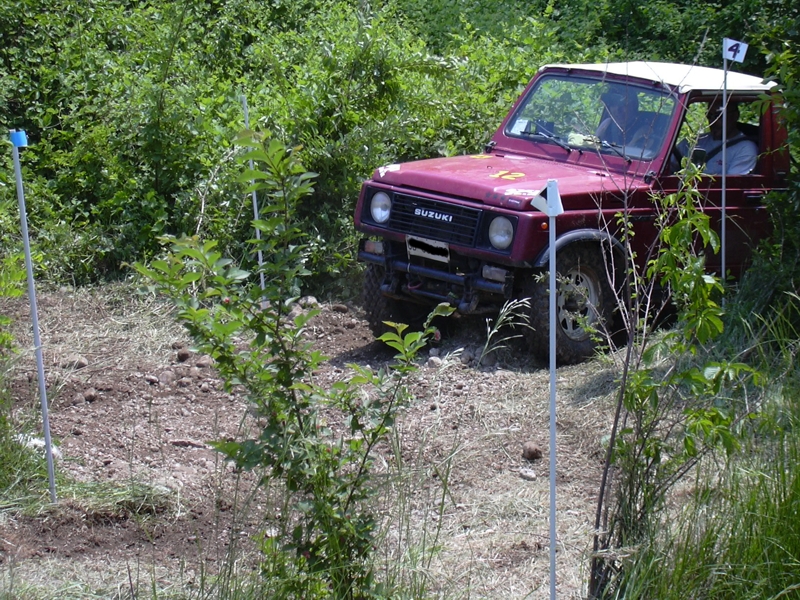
[354,62,788,363]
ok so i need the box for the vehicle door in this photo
[661,95,772,278]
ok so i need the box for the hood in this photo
[371,154,639,209]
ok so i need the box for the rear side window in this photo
[673,98,761,175]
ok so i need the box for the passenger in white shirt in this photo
[693,102,758,175]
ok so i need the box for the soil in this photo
[0,284,619,599]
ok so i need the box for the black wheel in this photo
[524,245,614,364]
[361,264,425,337]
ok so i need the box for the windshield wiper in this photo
[520,130,572,153]
[600,140,632,163]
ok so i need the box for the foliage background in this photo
[1,1,799,598]
[3,0,793,294]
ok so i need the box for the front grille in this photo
[389,194,481,246]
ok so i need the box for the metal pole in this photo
[548,208,557,600]
[543,178,564,600]
[10,129,57,503]
[720,36,748,294]
[241,95,266,298]
[721,57,728,290]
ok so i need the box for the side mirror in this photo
[691,147,707,166]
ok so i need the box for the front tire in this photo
[524,245,614,364]
[361,264,424,337]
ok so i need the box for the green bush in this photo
[135,136,451,597]
[0,0,608,289]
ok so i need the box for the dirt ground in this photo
[0,284,619,599]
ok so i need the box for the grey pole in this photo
[537,179,564,600]
[548,197,558,599]
[10,129,57,503]
[721,56,728,290]
[241,95,266,300]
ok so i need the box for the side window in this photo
[673,98,760,175]
[677,102,708,148]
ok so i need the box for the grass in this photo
[606,411,800,599]
[602,291,800,600]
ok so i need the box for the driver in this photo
[596,88,643,146]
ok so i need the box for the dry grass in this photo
[3,281,184,376]
[1,283,624,598]
[372,346,621,599]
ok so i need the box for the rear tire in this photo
[524,245,614,364]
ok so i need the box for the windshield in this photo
[505,74,677,161]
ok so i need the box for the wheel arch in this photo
[532,229,626,279]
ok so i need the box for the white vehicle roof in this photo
[542,61,774,94]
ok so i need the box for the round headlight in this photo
[370,192,392,223]
[488,216,514,250]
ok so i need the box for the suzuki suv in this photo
[354,62,788,363]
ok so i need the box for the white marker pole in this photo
[534,180,564,600]
[720,38,748,289]
[241,95,266,300]
[10,129,57,503]
[721,53,728,287]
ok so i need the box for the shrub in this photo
[135,135,451,597]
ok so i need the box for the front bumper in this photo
[358,239,514,314]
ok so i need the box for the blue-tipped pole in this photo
[10,129,57,503]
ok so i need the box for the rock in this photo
[331,303,349,313]
[169,439,206,449]
[189,367,201,378]
[158,370,177,385]
[172,466,197,481]
[144,374,159,385]
[519,467,537,481]
[288,305,303,321]
[83,388,98,402]
[480,352,497,368]
[200,382,210,393]
[177,377,192,388]
[60,354,88,369]
[172,341,186,350]
[426,356,443,368]
[176,348,191,362]
[196,355,214,369]
[460,349,474,365]
[345,319,358,329]
[14,434,62,460]
[522,442,543,461]
[299,296,319,308]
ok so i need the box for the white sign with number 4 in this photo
[723,38,748,63]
